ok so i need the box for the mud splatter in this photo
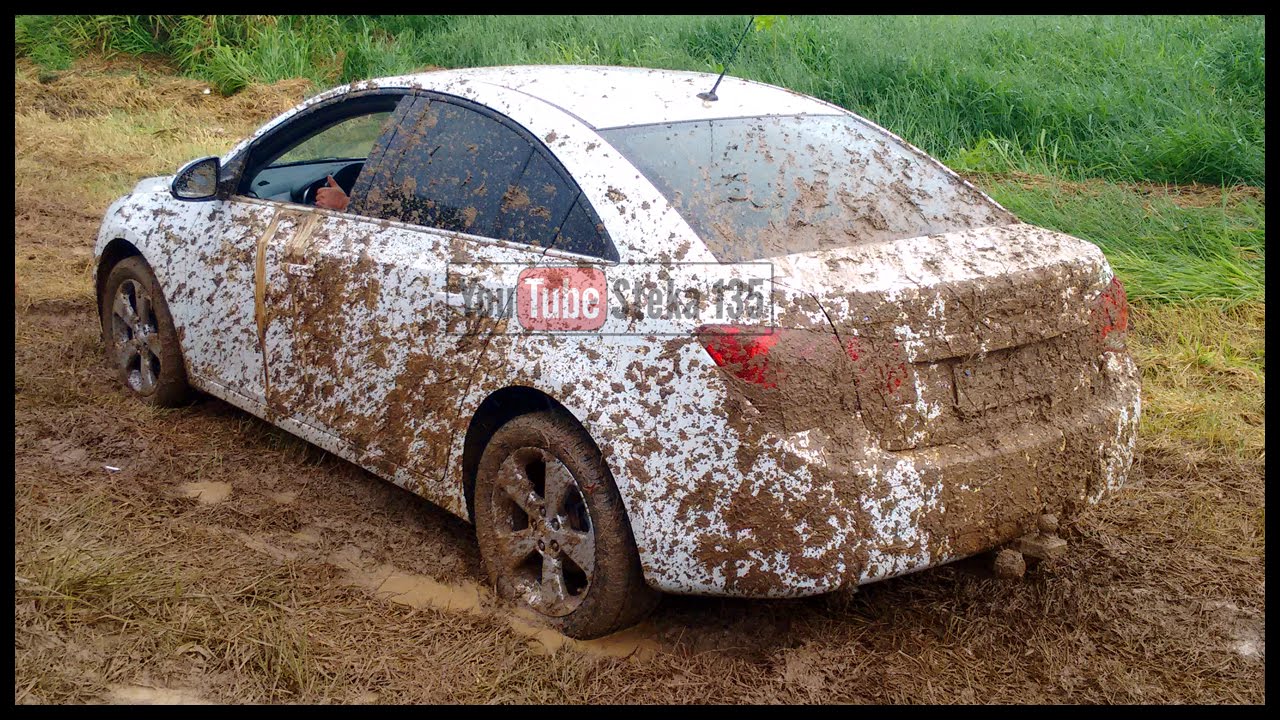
[178,481,232,505]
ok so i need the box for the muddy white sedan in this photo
[94,65,1141,639]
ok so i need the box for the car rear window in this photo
[597,114,1013,262]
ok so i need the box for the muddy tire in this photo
[99,256,192,407]
[474,410,660,639]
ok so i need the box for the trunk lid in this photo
[771,223,1114,450]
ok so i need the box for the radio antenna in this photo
[697,16,756,102]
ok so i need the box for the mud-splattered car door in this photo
[190,91,411,416]
[259,93,555,515]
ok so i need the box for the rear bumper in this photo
[848,351,1141,587]
[673,351,1141,598]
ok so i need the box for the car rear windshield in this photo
[597,114,1013,262]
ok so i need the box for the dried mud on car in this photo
[13,59,1266,704]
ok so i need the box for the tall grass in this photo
[986,180,1265,306]
[14,14,1265,186]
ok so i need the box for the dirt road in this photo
[14,59,1265,704]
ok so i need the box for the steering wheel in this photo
[301,162,363,206]
[300,178,325,205]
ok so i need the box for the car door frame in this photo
[204,84,626,521]
[220,88,417,201]
[238,88,605,518]
[190,87,412,405]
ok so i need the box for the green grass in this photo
[12,18,1266,307]
[15,15,1265,186]
[984,179,1265,306]
[1127,301,1265,460]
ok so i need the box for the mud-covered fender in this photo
[94,184,181,307]
[95,187,262,391]
[448,332,743,593]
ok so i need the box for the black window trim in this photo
[220,86,619,264]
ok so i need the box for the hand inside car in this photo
[315,175,350,211]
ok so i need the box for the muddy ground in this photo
[13,59,1266,704]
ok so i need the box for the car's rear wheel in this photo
[474,410,659,639]
[99,256,192,407]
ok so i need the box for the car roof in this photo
[366,65,844,130]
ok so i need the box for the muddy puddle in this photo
[106,684,212,704]
[269,490,298,504]
[330,544,664,661]
[177,481,233,505]
[1206,599,1265,661]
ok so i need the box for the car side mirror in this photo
[171,156,221,201]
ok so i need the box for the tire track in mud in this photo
[213,472,669,661]
[324,542,664,661]
[110,384,673,662]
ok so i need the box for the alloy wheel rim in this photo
[491,447,595,617]
[111,279,162,394]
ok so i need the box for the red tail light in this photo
[1093,276,1130,350]
[695,324,779,388]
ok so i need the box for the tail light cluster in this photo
[1092,276,1130,351]
[694,324,780,388]
[693,324,854,390]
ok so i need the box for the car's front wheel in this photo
[474,410,659,639]
[99,256,192,407]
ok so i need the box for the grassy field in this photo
[15,15,1265,187]
[12,14,1266,705]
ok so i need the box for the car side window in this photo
[363,95,617,261]
[272,111,392,166]
[234,92,410,204]
[494,151,575,250]
[555,198,614,260]
[370,100,531,237]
